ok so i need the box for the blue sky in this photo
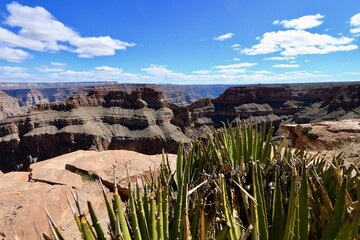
[0,0,360,84]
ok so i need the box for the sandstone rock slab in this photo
[64,150,177,196]
[0,149,174,239]
[31,168,83,188]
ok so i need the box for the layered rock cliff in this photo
[0,83,359,172]
[189,83,360,132]
[0,88,191,172]
[0,90,24,120]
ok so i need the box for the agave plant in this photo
[42,122,360,240]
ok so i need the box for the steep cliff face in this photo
[0,91,24,120]
[189,83,360,131]
[0,88,191,172]
[0,83,359,172]
[188,87,284,131]
[2,84,231,107]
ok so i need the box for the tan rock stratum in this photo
[0,150,176,239]
[281,119,360,165]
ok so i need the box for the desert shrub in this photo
[42,123,360,240]
[301,126,319,140]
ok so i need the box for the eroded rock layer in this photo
[0,150,176,240]
[0,88,190,171]
[0,83,359,172]
[188,83,360,131]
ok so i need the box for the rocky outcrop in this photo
[189,83,360,132]
[1,83,360,172]
[25,89,49,105]
[2,83,231,108]
[0,90,24,120]
[0,150,176,240]
[281,119,360,151]
[0,88,190,172]
[188,88,283,130]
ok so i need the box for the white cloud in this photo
[35,65,65,72]
[272,20,280,25]
[214,62,257,69]
[231,43,241,51]
[243,30,357,56]
[239,71,332,83]
[0,2,134,62]
[350,13,360,35]
[48,66,140,82]
[0,66,37,81]
[70,36,134,58]
[213,33,234,41]
[252,70,271,75]
[213,62,256,75]
[272,64,300,68]
[263,56,295,61]
[192,70,210,74]
[217,68,247,75]
[274,14,324,30]
[0,46,32,62]
[344,72,360,75]
[233,58,241,61]
[0,64,344,84]
[50,61,67,67]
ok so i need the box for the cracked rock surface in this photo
[0,150,176,239]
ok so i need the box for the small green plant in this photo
[42,123,360,240]
[302,126,319,140]
[75,170,98,182]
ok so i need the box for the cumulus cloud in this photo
[272,64,300,68]
[0,2,134,62]
[273,14,324,30]
[243,30,357,56]
[213,33,234,41]
[0,46,32,62]
[350,13,360,35]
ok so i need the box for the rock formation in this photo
[0,90,24,120]
[281,119,360,165]
[281,119,360,150]
[0,83,360,172]
[0,150,176,240]
[189,83,360,132]
[0,87,190,172]
[2,83,232,107]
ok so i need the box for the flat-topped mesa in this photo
[189,87,283,129]
[212,86,292,106]
[32,87,167,111]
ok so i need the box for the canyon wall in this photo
[0,83,359,172]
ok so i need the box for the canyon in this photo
[0,83,359,172]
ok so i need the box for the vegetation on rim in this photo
[42,123,359,239]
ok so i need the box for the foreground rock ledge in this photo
[0,150,176,240]
[281,119,360,165]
